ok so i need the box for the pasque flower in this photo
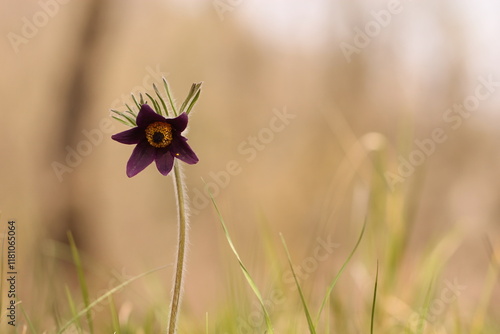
[111,80,202,334]
[112,104,198,177]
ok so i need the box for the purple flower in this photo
[112,104,198,177]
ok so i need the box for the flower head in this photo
[112,104,198,177]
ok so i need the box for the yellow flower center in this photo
[145,122,173,148]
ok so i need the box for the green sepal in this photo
[179,82,202,115]
[153,83,170,117]
[185,88,201,115]
[131,94,141,110]
[146,93,162,116]
[124,103,137,118]
[163,78,178,116]
[111,116,133,127]
[111,110,136,127]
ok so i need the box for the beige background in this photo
[1,0,499,331]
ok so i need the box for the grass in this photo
[280,233,317,334]
[67,231,93,334]
[209,191,274,334]
[1,173,499,334]
[370,261,379,334]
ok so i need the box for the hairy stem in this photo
[168,162,188,334]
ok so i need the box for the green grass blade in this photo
[471,237,500,334]
[280,233,317,334]
[67,231,94,334]
[416,280,435,334]
[57,265,167,334]
[208,192,274,334]
[18,301,37,334]
[370,261,379,334]
[64,285,82,334]
[316,218,367,325]
[108,295,121,334]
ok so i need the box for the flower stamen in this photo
[145,122,173,148]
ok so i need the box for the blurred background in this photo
[1,0,500,332]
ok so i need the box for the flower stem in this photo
[168,161,188,334]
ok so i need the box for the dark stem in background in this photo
[52,0,109,247]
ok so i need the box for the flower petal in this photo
[136,104,167,128]
[126,140,156,177]
[168,112,188,132]
[170,136,199,164]
[155,149,175,176]
[111,127,143,144]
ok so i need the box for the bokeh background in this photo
[1,0,500,332]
